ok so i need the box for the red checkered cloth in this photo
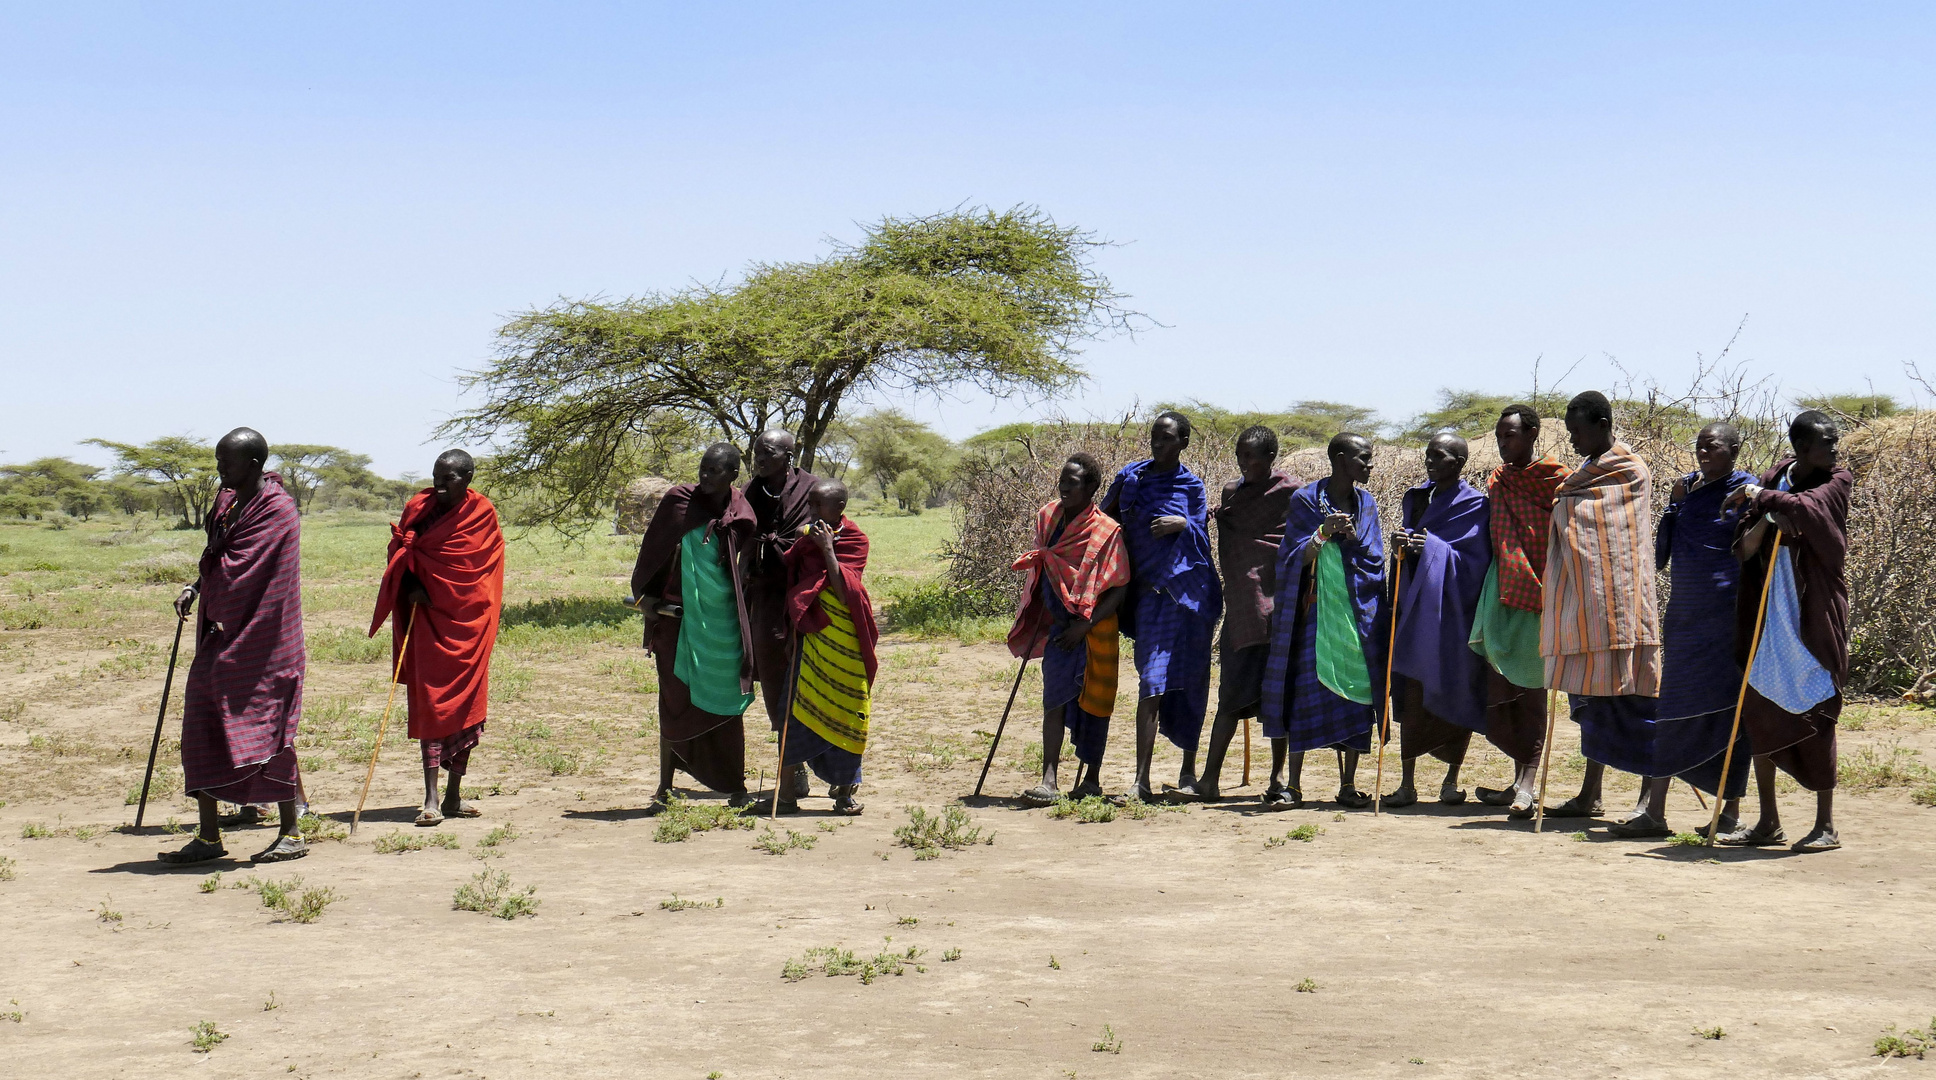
[1486,456,1568,612]
[1007,502,1132,658]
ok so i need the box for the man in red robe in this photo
[370,450,506,826]
[160,428,309,865]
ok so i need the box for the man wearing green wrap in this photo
[631,444,759,812]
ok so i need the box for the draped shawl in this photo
[1008,501,1132,659]
[1734,459,1853,687]
[1392,479,1492,732]
[783,517,879,685]
[1215,471,1301,652]
[631,484,757,694]
[1654,470,1753,721]
[1103,460,1223,637]
[1260,482,1386,726]
[1542,442,1661,696]
[370,488,506,741]
[1487,456,1569,611]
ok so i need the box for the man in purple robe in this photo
[1259,433,1387,809]
[741,429,819,802]
[1101,411,1223,802]
[158,428,309,865]
[1384,434,1492,807]
[1719,411,1852,851]
[1198,425,1301,799]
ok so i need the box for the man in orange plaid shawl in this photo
[1009,453,1132,804]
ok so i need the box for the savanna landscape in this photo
[2,505,1933,1079]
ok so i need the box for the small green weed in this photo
[20,822,51,839]
[660,894,725,911]
[652,794,755,843]
[1668,832,1705,847]
[1875,1018,1934,1059]
[1693,1026,1726,1040]
[781,941,923,984]
[297,813,347,843]
[453,869,539,919]
[198,872,223,894]
[1091,1024,1123,1054]
[896,915,919,927]
[753,827,819,855]
[477,823,518,848]
[1048,795,1115,823]
[942,947,962,961]
[190,1020,228,1053]
[373,829,460,854]
[95,896,123,925]
[263,991,279,1011]
[1049,955,1061,970]
[1295,977,1318,993]
[894,805,991,859]
[0,856,14,881]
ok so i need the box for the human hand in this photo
[1149,515,1187,538]
[1724,484,1762,512]
[1318,511,1353,540]
[173,585,196,620]
[1671,475,1688,504]
[1054,618,1091,651]
[403,585,431,609]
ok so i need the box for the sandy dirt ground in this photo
[4,606,1934,1080]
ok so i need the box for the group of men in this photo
[1008,396,1853,851]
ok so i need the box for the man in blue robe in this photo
[1611,422,1756,838]
[1100,411,1223,802]
[1258,433,1387,809]
[1385,434,1492,807]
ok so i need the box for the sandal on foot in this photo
[442,801,482,819]
[1381,788,1419,809]
[1260,786,1302,811]
[1439,785,1468,806]
[1475,785,1516,807]
[252,835,308,864]
[1196,782,1221,802]
[831,785,864,816]
[1070,778,1104,801]
[414,808,445,827]
[1508,790,1538,819]
[157,837,227,865]
[1694,817,1740,841]
[1608,811,1672,839]
[1018,784,1060,808]
[1541,796,1601,819]
[1160,783,1201,804]
[727,791,755,809]
[1716,823,1785,847]
[1792,828,1840,852]
[1335,788,1372,810]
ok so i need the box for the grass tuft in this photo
[942,947,962,962]
[190,1020,228,1053]
[1667,832,1706,847]
[20,822,51,839]
[197,872,223,894]
[659,894,724,912]
[1295,977,1319,993]
[652,794,755,843]
[1875,1018,1934,1059]
[780,941,924,985]
[373,829,460,854]
[1048,795,1116,823]
[893,805,992,859]
[453,869,539,919]
[0,856,14,881]
[753,827,819,855]
[1693,1026,1726,1040]
[1091,1024,1123,1054]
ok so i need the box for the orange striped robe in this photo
[1540,441,1662,697]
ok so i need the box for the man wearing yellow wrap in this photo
[771,479,878,816]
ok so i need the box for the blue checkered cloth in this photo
[1265,593,1374,752]
[1131,587,1214,750]
[1749,547,1838,715]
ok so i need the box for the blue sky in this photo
[3,3,1932,476]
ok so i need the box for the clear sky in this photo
[4,3,1932,476]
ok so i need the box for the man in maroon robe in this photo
[369,450,505,826]
[633,444,758,809]
[159,428,309,865]
[1199,425,1300,798]
[741,429,819,801]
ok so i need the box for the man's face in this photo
[697,453,738,496]
[1495,414,1534,466]
[432,460,471,509]
[1565,410,1610,457]
[1149,418,1186,464]
[1424,437,1464,483]
[1235,443,1274,484]
[751,435,793,479]
[1057,461,1096,514]
[1694,430,1738,480]
[1332,438,1374,485]
[1796,425,1841,472]
[808,490,845,526]
[214,444,258,491]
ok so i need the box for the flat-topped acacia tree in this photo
[441,205,1139,528]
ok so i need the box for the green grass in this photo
[453,869,539,919]
[780,941,926,985]
[653,794,755,843]
[1875,1018,1934,1059]
[190,1020,228,1053]
[659,894,724,911]
[372,829,460,854]
[753,827,818,855]
[1049,795,1116,823]
[893,805,992,859]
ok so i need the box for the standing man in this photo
[1101,412,1223,802]
[369,450,506,827]
[1198,426,1301,799]
[1013,453,1132,804]
[742,429,819,802]
[1611,423,1756,838]
[1385,434,1492,807]
[1259,433,1386,809]
[632,444,758,811]
[1719,411,1852,851]
[1468,405,1566,815]
[1540,391,1661,820]
[773,479,878,816]
[158,428,309,865]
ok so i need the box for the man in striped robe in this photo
[773,479,877,815]
[1540,391,1662,820]
[1719,411,1852,851]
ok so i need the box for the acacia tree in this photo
[83,436,218,528]
[442,206,1138,526]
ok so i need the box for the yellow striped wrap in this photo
[791,588,872,753]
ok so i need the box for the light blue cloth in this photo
[1748,546,1837,715]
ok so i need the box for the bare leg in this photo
[440,772,467,817]
[654,740,676,803]
[1385,756,1420,807]
[1132,695,1160,800]
[1641,776,1669,821]
[1569,760,1606,810]
[1199,709,1241,798]
[1175,743,1200,795]
[1338,749,1365,805]
[194,793,220,843]
[1751,755,1781,834]
[1021,707,1065,805]
[1285,750,1306,798]
[1798,788,1838,849]
[422,767,441,818]
[1439,738,1469,803]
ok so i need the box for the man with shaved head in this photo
[1385,433,1492,807]
[741,428,820,802]
[633,443,759,810]
[370,449,506,826]
[1258,432,1387,808]
[766,478,877,815]
[159,428,310,864]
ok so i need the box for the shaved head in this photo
[217,427,268,466]
[808,477,849,524]
[435,448,476,480]
[1428,432,1470,464]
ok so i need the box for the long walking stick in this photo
[1374,555,1403,815]
[974,631,1046,797]
[135,614,190,828]
[772,638,803,821]
[1706,529,1782,846]
[1533,688,1559,833]
[352,605,416,835]
[1241,717,1252,788]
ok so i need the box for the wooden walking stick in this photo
[1706,529,1782,847]
[352,604,416,835]
[1374,554,1403,815]
[1241,717,1251,788]
[772,639,803,821]
[135,613,189,828]
[1533,687,1559,833]
[974,631,1045,798]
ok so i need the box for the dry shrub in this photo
[1840,414,1936,694]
